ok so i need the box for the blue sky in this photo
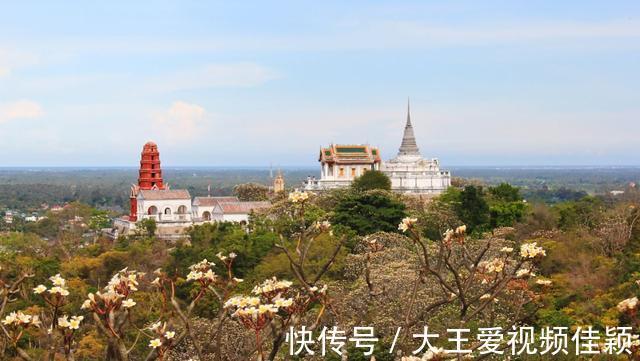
[0,1,639,167]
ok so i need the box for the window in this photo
[164,208,172,215]
[351,168,356,177]
[339,167,344,177]
[148,206,158,215]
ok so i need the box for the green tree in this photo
[456,185,490,233]
[351,170,391,191]
[138,218,157,236]
[233,183,269,201]
[489,183,522,202]
[331,190,406,236]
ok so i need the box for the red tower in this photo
[129,141,165,221]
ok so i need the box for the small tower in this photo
[273,170,285,193]
[130,141,165,221]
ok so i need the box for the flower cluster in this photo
[516,268,534,278]
[535,278,553,287]
[224,295,281,331]
[186,259,217,283]
[398,217,417,232]
[147,321,176,356]
[520,242,546,259]
[216,252,237,263]
[33,274,70,298]
[2,311,41,328]
[81,268,143,314]
[58,315,84,330]
[252,277,292,299]
[482,258,505,274]
[313,220,332,232]
[617,297,639,313]
[288,190,309,203]
[443,224,467,244]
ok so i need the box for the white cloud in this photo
[152,101,207,143]
[0,100,44,123]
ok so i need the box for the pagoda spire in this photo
[397,98,421,156]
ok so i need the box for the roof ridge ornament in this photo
[397,98,421,156]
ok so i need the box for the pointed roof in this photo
[397,99,421,156]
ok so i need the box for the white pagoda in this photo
[382,102,451,195]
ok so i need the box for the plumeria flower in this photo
[48,286,70,296]
[288,190,309,203]
[536,279,552,286]
[618,297,639,312]
[520,242,546,258]
[398,217,417,232]
[443,229,454,243]
[149,338,162,348]
[454,225,467,235]
[50,274,66,287]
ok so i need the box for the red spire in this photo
[130,141,165,221]
[137,141,165,190]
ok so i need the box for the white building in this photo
[304,102,451,195]
[382,103,451,195]
[304,144,382,190]
[192,196,239,221]
[212,201,271,223]
[135,189,193,223]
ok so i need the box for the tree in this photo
[233,183,269,201]
[331,190,406,236]
[138,218,157,237]
[457,185,490,233]
[351,170,391,191]
[489,183,522,202]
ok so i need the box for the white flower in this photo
[49,274,66,287]
[122,299,136,308]
[618,297,639,312]
[151,277,161,286]
[229,252,237,259]
[536,279,552,286]
[33,284,47,294]
[516,269,532,278]
[288,190,309,203]
[398,217,417,233]
[484,258,505,274]
[480,293,492,300]
[233,277,244,283]
[149,338,162,348]
[68,316,83,330]
[48,286,70,296]
[58,316,70,328]
[500,247,514,253]
[443,229,454,243]
[520,242,546,259]
[455,225,467,235]
[164,331,175,339]
[2,312,17,326]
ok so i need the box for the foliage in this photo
[351,170,391,191]
[331,190,406,236]
[233,182,269,201]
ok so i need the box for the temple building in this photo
[305,102,451,195]
[112,142,272,240]
[382,103,451,195]
[304,144,381,190]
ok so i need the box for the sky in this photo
[0,1,639,167]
